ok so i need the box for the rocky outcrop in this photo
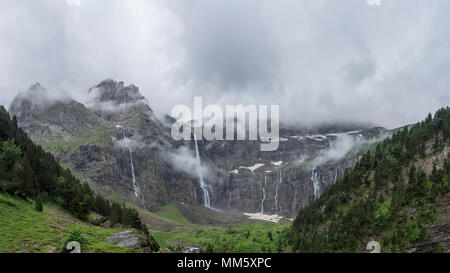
[407,195,450,253]
[9,81,202,212]
[89,79,145,105]
[106,230,159,252]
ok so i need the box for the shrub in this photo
[61,227,88,253]
[34,197,43,212]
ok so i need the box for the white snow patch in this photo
[306,135,327,141]
[244,213,284,223]
[260,136,288,142]
[325,133,344,137]
[239,163,265,172]
[345,130,362,135]
[290,136,304,141]
[271,161,283,167]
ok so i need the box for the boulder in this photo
[107,231,144,250]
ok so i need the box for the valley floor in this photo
[129,202,291,253]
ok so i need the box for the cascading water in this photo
[193,134,211,208]
[311,166,321,197]
[228,178,232,208]
[275,168,282,212]
[122,130,147,210]
[261,176,267,214]
[334,167,339,184]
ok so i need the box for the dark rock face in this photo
[9,81,200,212]
[197,139,365,216]
[191,123,383,216]
[9,81,386,217]
[89,79,145,105]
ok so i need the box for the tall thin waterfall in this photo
[122,130,146,210]
[275,168,281,212]
[228,178,232,208]
[334,167,339,184]
[261,176,267,214]
[311,166,321,197]
[193,134,211,208]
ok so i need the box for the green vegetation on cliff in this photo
[286,107,450,252]
[0,105,159,252]
[0,105,93,218]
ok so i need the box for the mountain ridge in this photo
[8,81,388,216]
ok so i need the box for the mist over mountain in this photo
[7,80,387,217]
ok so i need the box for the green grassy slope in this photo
[0,191,136,253]
[156,204,191,225]
[151,221,290,253]
[22,191,291,254]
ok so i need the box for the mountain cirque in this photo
[9,80,386,217]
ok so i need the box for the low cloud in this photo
[1,0,449,128]
[87,100,141,115]
[164,146,213,180]
[9,83,73,111]
[311,132,391,166]
[115,136,147,151]
[146,140,215,182]
[115,132,215,182]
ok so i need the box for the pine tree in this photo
[419,141,426,158]
[415,169,427,196]
[0,139,21,171]
[110,203,122,226]
[408,164,417,193]
[34,197,43,212]
[18,155,36,198]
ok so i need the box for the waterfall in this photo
[122,130,146,210]
[228,178,232,208]
[334,167,339,184]
[193,134,211,208]
[275,168,281,212]
[261,176,267,214]
[311,166,321,197]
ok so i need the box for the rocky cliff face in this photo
[9,80,386,217]
[195,126,384,216]
[9,80,200,211]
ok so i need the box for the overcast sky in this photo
[0,0,449,128]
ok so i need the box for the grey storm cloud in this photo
[0,0,449,128]
[171,0,282,90]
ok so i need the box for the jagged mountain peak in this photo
[9,83,73,123]
[28,82,45,92]
[11,82,72,104]
[89,79,145,105]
